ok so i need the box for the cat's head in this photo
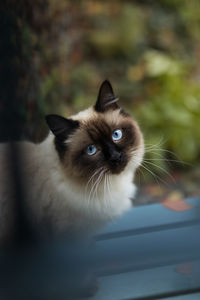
[46,80,144,183]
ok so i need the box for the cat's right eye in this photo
[86,144,97,156]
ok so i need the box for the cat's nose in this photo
[110,150,122,163]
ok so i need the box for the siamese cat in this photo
[0,80,144,243]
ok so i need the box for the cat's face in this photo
[46,80,144,183]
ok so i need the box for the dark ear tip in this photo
[103,79,110,84]
[45,114,53,126]
[99,79,114,95]
[101,79,112,87]
[45,114,63,128]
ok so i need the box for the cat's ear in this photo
[45,114,79,141]
[94,80,119,113]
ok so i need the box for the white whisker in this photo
[86,167,104,190]
[107,173,112,209]
[87,168,107,203]
[140,162,169,187]
[86,167,104,204]
[143,160,175,183]
[93,169,105,199]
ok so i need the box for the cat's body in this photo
[0,81,144,244]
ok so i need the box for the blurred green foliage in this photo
[4,0,200,174]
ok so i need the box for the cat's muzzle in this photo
[109,151,127,174]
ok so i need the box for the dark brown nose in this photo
[110,150,122,164]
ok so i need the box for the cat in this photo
[0,80,144,244]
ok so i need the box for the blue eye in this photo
[86,144,97,156]
[112,129,122,141]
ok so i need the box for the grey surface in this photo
[97,198,200,240]
[92,197,200,299]
[95,224,200,276]
[93,261,200,300]
[160,293,200,300]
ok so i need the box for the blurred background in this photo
[1,0,200,204]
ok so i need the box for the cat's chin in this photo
[109,164,127,175]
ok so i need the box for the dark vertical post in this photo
[0,1,35,247]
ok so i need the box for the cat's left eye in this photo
[112,129,123,141]
[86,144,97,156]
